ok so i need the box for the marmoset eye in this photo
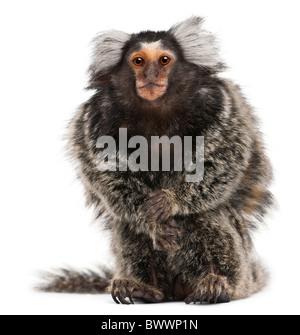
[132,57,144,66]
[160,56,171,66]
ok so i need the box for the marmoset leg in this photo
[170,208,263,304]
[110,220,169,304]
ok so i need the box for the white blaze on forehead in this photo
[136,40,175,59]
[140,40,162,50]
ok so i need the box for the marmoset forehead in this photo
[125,32,181,56]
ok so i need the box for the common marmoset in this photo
[41,17,273,304]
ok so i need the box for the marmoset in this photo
[41,17,273,304]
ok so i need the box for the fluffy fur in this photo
[39,17,273,304]
[169,16,224,71]
[88,30,131,87]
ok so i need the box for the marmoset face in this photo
[128,41,176,101]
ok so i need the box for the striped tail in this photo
[37,267,113,294]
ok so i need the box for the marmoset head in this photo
[88,17,224,105]
[127,40,175,101]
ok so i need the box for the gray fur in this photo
[169,16,224,70]
[88,30,131,81]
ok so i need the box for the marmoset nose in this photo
[143,64,159,79]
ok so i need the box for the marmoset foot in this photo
[184,274,231,304]
[110,279,164,305]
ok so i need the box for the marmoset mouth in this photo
[137,82,167,101]
[138,83,166,89]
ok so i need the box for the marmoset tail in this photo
[39,17,273,304]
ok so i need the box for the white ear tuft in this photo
[169,17,224,71]
[88,30,131,86]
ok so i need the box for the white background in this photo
[0,0,299,315]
